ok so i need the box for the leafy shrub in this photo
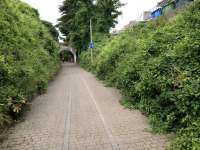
[171,120,200,150]
[80,1,200,149]
[0,0,60,126]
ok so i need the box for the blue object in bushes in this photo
[151,8,162,19]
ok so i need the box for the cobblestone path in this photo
[0,63,167,150]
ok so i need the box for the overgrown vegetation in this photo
[0,0,59,126]
[80,1,200,149]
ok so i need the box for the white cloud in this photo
[21,0,161,29]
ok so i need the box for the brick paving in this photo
[0,63,167,150]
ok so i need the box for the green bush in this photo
[0,0,60,126]
[80,1,200,149]
[171,120,200,150]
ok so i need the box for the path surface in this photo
[0,63,167,150]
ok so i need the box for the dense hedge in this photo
[80,1,200,149]
[0,0,59,126]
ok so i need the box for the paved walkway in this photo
[0,63,167,150]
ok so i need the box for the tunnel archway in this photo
[59,46,77,63]
[60,50,74,63]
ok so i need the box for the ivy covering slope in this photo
[80,1,200,149]
[0,0,59,126]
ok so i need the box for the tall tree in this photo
[94,0,122,33]
[57,0,122,53]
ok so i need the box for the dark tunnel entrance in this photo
[60,50,74,63]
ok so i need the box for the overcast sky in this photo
[21,0,161,30]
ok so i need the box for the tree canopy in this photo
[42,20,59,41]
[57,0,122,53]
